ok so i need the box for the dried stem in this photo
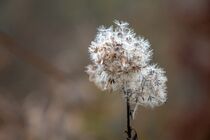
[124,89,139,140]
[126,97,132,140]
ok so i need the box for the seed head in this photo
[86,20,167,108]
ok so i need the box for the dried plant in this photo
[86,20,167,140]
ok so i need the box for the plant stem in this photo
[126,97,132,140]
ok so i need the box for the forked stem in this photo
[125,94,139,140]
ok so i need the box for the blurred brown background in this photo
[0,0,210,140]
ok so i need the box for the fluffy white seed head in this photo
[89,20,152,74]
[86,20,167,108]
[127,65,167,107]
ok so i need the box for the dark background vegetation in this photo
[0,0,210,140]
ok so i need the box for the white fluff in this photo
[86,20,167,108]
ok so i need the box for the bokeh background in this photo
[0,0,210,140]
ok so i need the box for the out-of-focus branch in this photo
[0,32,66,82]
